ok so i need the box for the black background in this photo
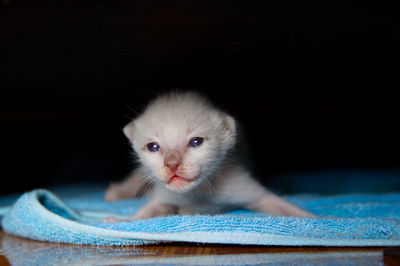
[1,0,399,195]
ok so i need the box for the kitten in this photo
[105,91,315,220]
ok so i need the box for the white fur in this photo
[105,91,315,220]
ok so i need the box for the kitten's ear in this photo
[221,114,237,150]
[123,121,135,140]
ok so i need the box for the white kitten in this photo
[105,91,315,220]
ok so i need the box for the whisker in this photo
[198,169,219,195]
[137,172,157,196]
[141,179,155,196]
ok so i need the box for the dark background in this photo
[1,0,399,195]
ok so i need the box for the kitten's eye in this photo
[189,137,204,148]
[147,142,160,152]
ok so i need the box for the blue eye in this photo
[189,137,204,148]
[147,142,160,152]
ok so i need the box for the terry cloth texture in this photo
[1,186,400,246]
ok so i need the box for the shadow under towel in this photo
[0,187,400,246]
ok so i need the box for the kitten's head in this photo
[123,91,236,193]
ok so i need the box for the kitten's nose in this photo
[164,151,182,173]
[165,162,181,173]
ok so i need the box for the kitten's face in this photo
[124,94,236,193]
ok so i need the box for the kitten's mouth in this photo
[168,175,194,184]
[167,175,198,191]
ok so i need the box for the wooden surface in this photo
[1,229,398,265]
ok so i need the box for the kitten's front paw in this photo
[104,183,126,202]
[102,216,122,223]
[102,215,139,223]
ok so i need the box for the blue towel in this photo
[1,186,400,246]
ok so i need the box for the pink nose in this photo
[164,151,182,173]
[165,162,181,173]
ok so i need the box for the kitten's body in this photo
[105,92,314,220]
